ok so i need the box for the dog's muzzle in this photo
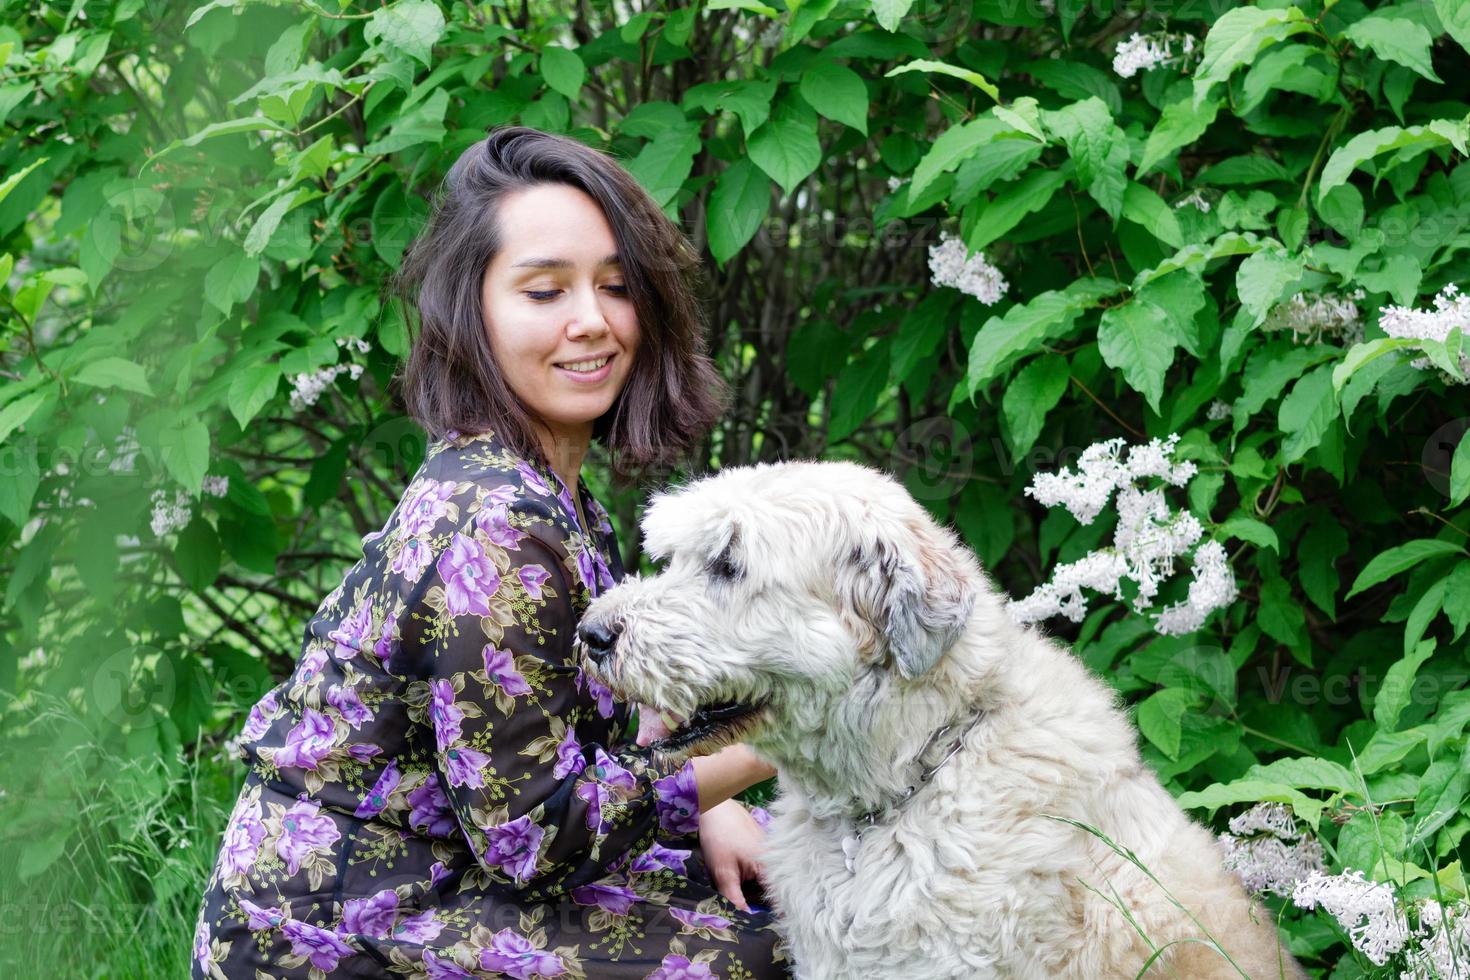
[577,620,620,667]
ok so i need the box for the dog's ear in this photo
[848,519,978,679]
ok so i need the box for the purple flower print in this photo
[429,679,465,751]
[478,928,567,979]
[574,548,598,594]
[631,842,691,876]
[483,645,531,698]
[273,709,338,771]
[553,727,585,780]
[340,889,398,938]
[280,919,356,973]
[219,798,265,879]
[477,504,524,550]
[671,906,733,931]
[422,950,475,979]
[392,908,444,943]
[238,898,284,931]
[326,683,373,729]
[518,563,551,600]
[580,670,616,719]
[749,805,773,830]
[399,478,456,536]
[298,646,327,686]
[483,815,543,884]
[391,536,432,583]
[373,612,398,669]
[347,742,382,762]
[328,599,373,661]
[437,533,500,616]
[515,461,552,497]
[647,954,717,980]
[428,861,449,888]
[275,799,341,875]
[407,781,456,837]
[569,881,638,916]
[655,761,701,835]
[239,689,279,742]
[484,483,518,506]
[555,485,580,525]
[576,780,612,833]
[443,745,490,789]
[354,760,401,819]
[192,918,211,976]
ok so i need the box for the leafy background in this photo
[1,0,1469,974]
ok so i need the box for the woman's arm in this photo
[690,743,777,811]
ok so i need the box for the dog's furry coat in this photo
[583,461,1307,979]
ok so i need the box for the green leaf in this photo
[962,167,1067,252]
[748,98,822,196]
[1194,5,1312,88]
[1001,354,1070,457]
[708,0,778,14]
[1246,757,1360,795]
[1346,539,1467,600]
[1353,727,1428,775]
[707,158,771,266]
[1450,427,1470,507]
[892,291,957,383]
[158,418,211,493]
[1344,15,1441,82]
[0,389,50,444]
[1258,575,1308,660]
[884,59,1000,102]
[1436,0,1470,54]
[1333,336,1421,393]
[1319,123,1467,205]
[912,118,1015,199]
[870,0,916,31]
[1278,363,1338,463]
[1120,181,1184,249]
[1098,298,1178,414]
[362,87,448,155]
[0,157,46,209]
[965,277,1119,394]
[1376,634,1439,753]
[173,516,221,592]
[1235,245,1304,326]
[624,124,700,209]
[72,356,153,396]
[204,251,260,315]
[1403,580,1446,658]
[539,46,585,100]
[1137,687,1197,759]
[1138,95,1220,177]
[829,338,892,442]
[1299,519,1348,620]
[1176,779,1324,830]
[1218,515,1279,553]
[227,361,281,429]
[365,0,446,67]
[1039,97,1118,189]
[1444,562,1470,640]
[799,61,868,134]
[682,79,777,139]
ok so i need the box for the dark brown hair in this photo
[391,126,727,480]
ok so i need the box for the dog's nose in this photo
[578,621,621,665]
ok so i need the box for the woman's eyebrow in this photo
[510,253,621,269]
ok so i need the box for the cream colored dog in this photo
[578,460,1306,980]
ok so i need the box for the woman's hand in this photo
[698,798,769,913]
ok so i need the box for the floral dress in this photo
[191,428,791,980]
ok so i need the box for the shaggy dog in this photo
[578,461,1307,980]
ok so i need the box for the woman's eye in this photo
[604,284,629,296]
[524,289,560,301]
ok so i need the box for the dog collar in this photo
[841,707,986,874]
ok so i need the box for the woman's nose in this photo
[566,285,610,339]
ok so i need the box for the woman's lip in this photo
[554,353,615,384]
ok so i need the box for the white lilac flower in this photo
[1262,288,1366,345]
[886,175,903,192]
[928,231,1009,306]
[1206,399,1232,421]
[1378,283,1470,382]
[150,488,193,537]
[1174,188,1211,213]
[1217,803,1325,897]
[201,475,230,498]
[18,647,47,671]
[1292,869,1414,966]
[289,363,364,410]
[1112,31,1196,79]
[334,336,372,354]
[1009,435,1233,634]
[109,426,140,474]
[1404,899,1470,980]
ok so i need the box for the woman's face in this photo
[480,182,640,456]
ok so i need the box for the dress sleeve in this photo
[400,491,699,900]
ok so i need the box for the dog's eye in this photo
[706,549,741,581]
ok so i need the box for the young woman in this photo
[191,126,790,979]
